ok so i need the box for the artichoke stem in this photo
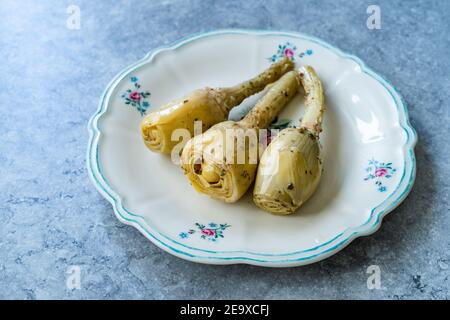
[220,57,295,110]
[299,66,325,136]
[239,70,300,129]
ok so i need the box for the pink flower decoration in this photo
[375,168,388,177]
[284,48,295,58]
[129,91,141,101]
[201,229,215,237]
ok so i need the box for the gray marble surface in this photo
[0,0,449,300]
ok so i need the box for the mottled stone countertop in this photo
[0,0,448,299]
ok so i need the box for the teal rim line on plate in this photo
[87,29,417,265]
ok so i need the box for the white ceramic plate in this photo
[87,30,417,267]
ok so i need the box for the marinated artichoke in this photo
[253,66,325,214]
[140,57,295,154]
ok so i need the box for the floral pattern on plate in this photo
[364,159,396,192]
[121,76,151,116]
[269,42,313,62]
[179,223,231,242]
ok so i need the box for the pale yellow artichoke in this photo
[181,71,300,203]
[253,66,325,214]
[140,57,295,154]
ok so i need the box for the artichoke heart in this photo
[181,71,300,203]
[141,89,227,153]
[181,121,258,202]
[140,57,295,154]
[253,66,325,215]
[253,128,322,214]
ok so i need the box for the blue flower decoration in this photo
[306,49,313,55]
[142,101,149,107]
[179,232,188,239]
[209,223,217,228]
[379,186,387,192]
[130,76,138,83]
